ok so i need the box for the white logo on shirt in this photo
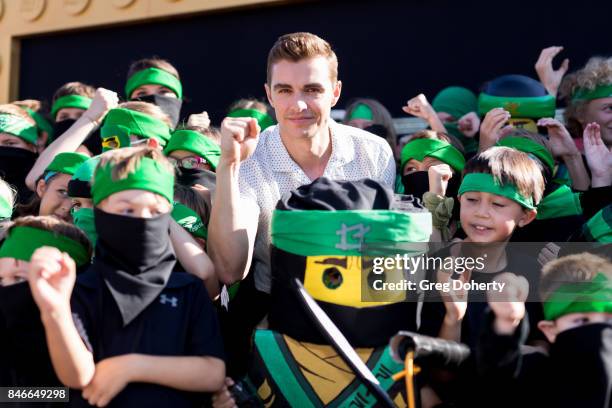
[160,294,178,307]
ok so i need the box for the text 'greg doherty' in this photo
[371,279,506,293]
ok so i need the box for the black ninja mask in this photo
[132,94,182,128]
[0,146,37,204]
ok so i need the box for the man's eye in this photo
[278,89,290,94]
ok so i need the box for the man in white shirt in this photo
[208,32,395,293]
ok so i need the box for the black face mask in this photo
[0,282,38,328]
[401,171,430,202]
[53,119,102,156]
[52,118,76,138]
[132,94,182,128]
[175,167,216,190]
[0,146,37,204]
[549,323,612,407]
[93,208,176,326]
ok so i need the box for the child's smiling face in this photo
[459,191,536,243]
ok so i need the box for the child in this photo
[227,98,276,131]
[0,216,91,390]
[478,253,612,407]
[67,157,100,246]
[29,147,224,407]
[164,127,220,188]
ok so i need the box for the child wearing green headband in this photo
[0,104,40,153]
[51,82,95,123]
[67,157,100,246]
[29,147,224,406]
[165,127,221,172]
[227,98,276,131]
[344,98,398,158]
[0,216,91,389]
[478,253,612,407]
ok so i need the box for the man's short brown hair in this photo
[266,32,338,84]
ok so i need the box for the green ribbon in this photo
[50,95,93,118]
[26,108,55,142]
[45,152,90,176]
[400,138,465,173]
[171,202,207,239]
[227,108,276,131]
[544,274,612,321]
[271,210,432,257]
[164,129,221,170]
[477,93,556,118]
[71,207,98,247]
[536,185,582,220]
[346,103,373,121]
[125,67,183,99]
[572,84,612,101]
[497,136,555,173]
[0,113,38,145]
[0,195,12,219]
[458,172,535,209]
[101,108,172,148]
[584,205,612,243]
[0,225,90,266]
[92,156,174,205]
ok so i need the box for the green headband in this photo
[101,108,171,147]
[347,103,374,121]
[0,195,12,219]
[92,156,174,205]
[51,95,93,118]
[172,202,207,239]
[0,113,38,145]
[45,152,90,176]
[26,108,55,141]
[459,172,535,209]
[227,108,276,131]
[497,136,555,173]
[72,156,101,183]
[584,205,612,243]
[164,130,221,170]
[544,274,612,321]
[271,210,432,257]
[572,84,612,102]
[477,93,556,118]
[400,138,465,173]
[125,67,183,99]
[0,225,90,266]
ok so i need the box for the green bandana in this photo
[101,108,172,149]
[458,172,535,209]
[72,156,100,183]
[45,152,90,176]
[171,202,207,239]
[71,207,97,247]
[0,225,90,266]
[50,95,93,118]
[164,130,221,170]
[26,108,55,142]
[584,205,612,243]
[497,136,555,173]
[571,84,612,101]
[432,86,478,121]
[543,274,612,321]
[227,108,276,131]
[125,67,183,99]
[400,138,465,172]
[477,93,556,118]
[0,195,12,219]
[0,113,38,145]
[92,156,174,205]
[536,185,583,220]
[271,210,432,257]
[346,103,373,121]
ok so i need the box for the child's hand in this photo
[83,88,119,125]
[534,46,569,97]
[402,94,436,121]
[82,355,134,407]
[537,118,579,158]
[220,117,260,165]
[479,108,511,147]
[212,377,237,408]
[187,111,211,129]
[487,272,528,335]
[537,242,561,267]
[583,122,612,187]
[437,265,471,323]
[28,247,76,316]
[457,112,480,138]
[427,163,453,196]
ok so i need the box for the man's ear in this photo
[264,83,274,108]
[35,178,47,199]
[331,80,342,107]
[518,209,537,227]
[146,138,161,150]
[537,320,557,343]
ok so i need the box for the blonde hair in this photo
[267,32,338,84]
[119,101,172,127]
[127,58,180,80]
[560,56,612,137]
[53,81,96,102]
[97,146,173,181]
[181,125,221,145]
[540,252,612,302]
[463,146,545,205]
